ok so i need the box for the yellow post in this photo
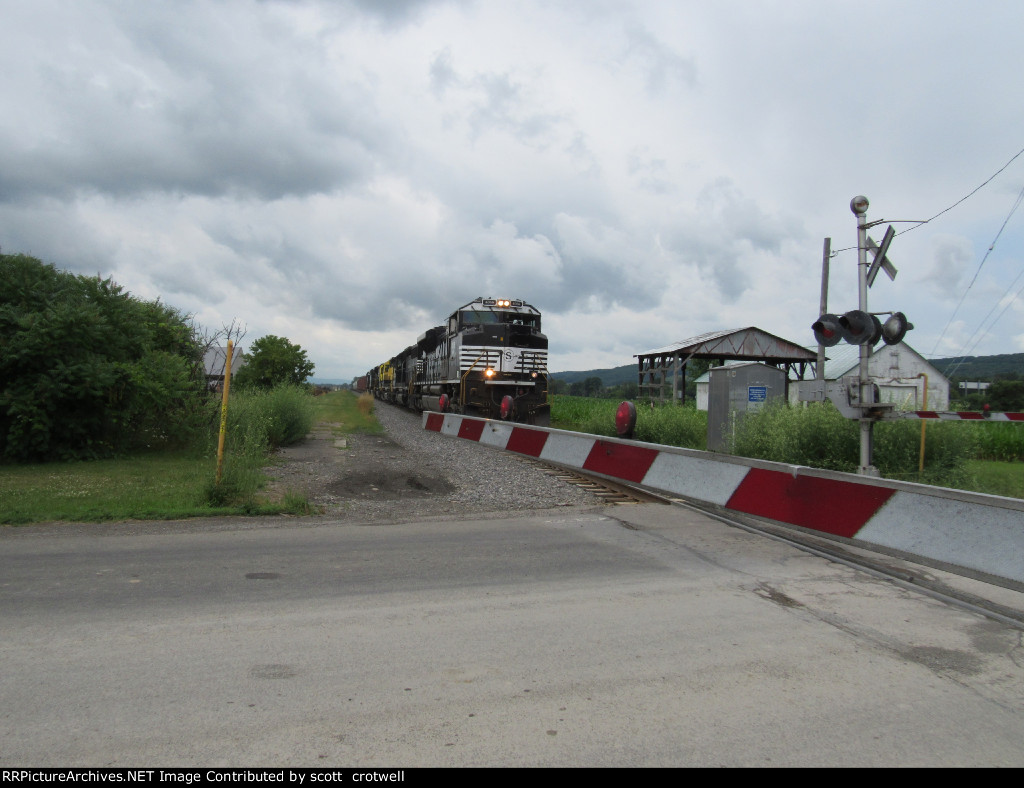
[917,372,928,473]
[215,340,234,485]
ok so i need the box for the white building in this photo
[803,343,949,410]
[694,343,949,411]
[203,345,246,390]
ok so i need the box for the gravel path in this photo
[266,401,604,523]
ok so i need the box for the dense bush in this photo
[221,385,315,455]
[0,254,210,462]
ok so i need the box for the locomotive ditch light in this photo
[811,313,843,347]
[485,367,496,378]
[881,312,914,345]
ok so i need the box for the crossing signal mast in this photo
[800,196,914,476]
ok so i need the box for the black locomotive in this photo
[366,297,550,425]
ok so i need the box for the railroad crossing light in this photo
[838,310,877,345]
[812,313,843,347]
[816,310,891,346]
[881,312,914,345]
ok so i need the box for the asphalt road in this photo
[2,503,1024,767]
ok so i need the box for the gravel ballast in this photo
[267,401,603,523]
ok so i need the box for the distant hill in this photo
[930,353,1024,380]
[551,364,635,386]
[552,353,1024,386]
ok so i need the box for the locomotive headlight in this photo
[496,300,511,307]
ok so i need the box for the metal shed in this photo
[635,327,817,404]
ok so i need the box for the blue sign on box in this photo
[748,386,767,402]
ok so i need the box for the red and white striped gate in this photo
[424,411,1024,586]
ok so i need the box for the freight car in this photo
[367,297,550,425]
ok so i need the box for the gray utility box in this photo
[707,362,786,452]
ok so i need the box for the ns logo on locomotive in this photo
[366,297,550,426]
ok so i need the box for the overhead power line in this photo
[904,145,1024,236]
[830,145,1024,256]
[930,181,1024,358]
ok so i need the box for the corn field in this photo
[550,395,1023,491]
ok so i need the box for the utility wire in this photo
[904,145,1024,236]
[930,181,1024,359]
[830,145,1024,255]
[944,268,1024,379]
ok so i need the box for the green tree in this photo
[583,376,604,397]
[984,380,1024,412]
[233,335,315,390]
[0,253,208,462]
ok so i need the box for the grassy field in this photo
[0,452,227,525]
[4,391,1019,526]
[0,389,378,526]
[964,460,1024,499]
[315,389,384,436]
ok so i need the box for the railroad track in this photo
[514,456,671,505]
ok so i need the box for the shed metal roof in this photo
[636,327,816,363]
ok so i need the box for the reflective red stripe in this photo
[457,419,486,441]
[507,427,548,457]
[726,469,894,538]
[582,440,659,483]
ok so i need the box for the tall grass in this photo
[731,402,975,487]
[314,390,384,435]
[968,421,1024,462]
[553,395,987,490]
[207,385,316,509]
[552,395,708,448]
[729,402,857,472]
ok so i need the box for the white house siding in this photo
[784,343,949,410]
[694,344,950,412]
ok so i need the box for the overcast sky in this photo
[2,0,1023,381]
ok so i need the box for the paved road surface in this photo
[2,504,1023,767]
